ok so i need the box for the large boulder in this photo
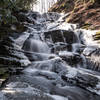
[13,10,41,24]
[59,51,82,66]
[0,37,30,67]
[83,47,100,72]
[44,29,78,44]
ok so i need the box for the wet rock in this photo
[52,85,100,100]
[0,23,27,43]
[75,72,99,88]
[42,12,61,22]
[0,68,8,75]
[2,69,65,99]
[72,43,85,53]
[14,11,35,24]
[27,57,67,75]
[0,37,30,67]
[83,46,97,56]
[51,42,72,53]
[1,82,54,100]
[59,51,82,66]
[0,78,8,88]
[10,23,27,33]
[1,74,100,100]
[2,65,100,100]
[24,52,45,61]
[85,48,100,72]
[24,51,56,61]
[0,46,30,67]
[44,29,78,44]
[61,68,100,91]
[0,68,9,87]
[15,12,28,22]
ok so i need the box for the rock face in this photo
[0,37,30,67]
[14,10,40,24]
[59,51,82,66]
[84,47,100,71]
[44,29,78,44]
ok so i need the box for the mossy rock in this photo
[0,68,10,87]
[96,31,100,35]
[93,30,100,40]
[1,73,9,79]
[0,68,8,75]
[81,23,92,30]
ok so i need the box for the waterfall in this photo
[32,0,57,13]
[1,1,100,100]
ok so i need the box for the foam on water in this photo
[79,29,99,47]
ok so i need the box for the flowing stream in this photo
[0,1,100,100]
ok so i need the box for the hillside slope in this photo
[49,0,100,30]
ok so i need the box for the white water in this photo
[33,0,57,13]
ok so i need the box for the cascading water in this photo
[0,1,100,100]
[33,0,57,13]
[22,38,50,53]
